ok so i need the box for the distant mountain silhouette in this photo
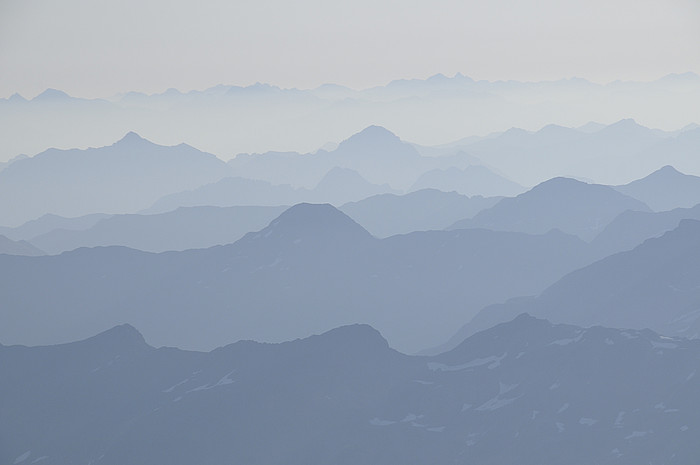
[576,121,605,133]
[28,206,288,254]
[228,125,431,190]
[31,88,74,102]
[5,75,700,181]
[0,204,592,353]
[615,165,700,211]
[4,315,700,465]
[339,189,501,238]
[449,177,650,241]
[0,133,231,226]
[410,166,524,197]
[591,204,700,257]
[147,169,393,213]
[0,213,111,241]
[146,177,303,213]
[0,235,44,256]
[0,153,28,174]
[450,219,700,345]
[309,167,396,204]
[456,119,677,186]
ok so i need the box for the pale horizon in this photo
[2,0,699,99]
[5,70,700,101]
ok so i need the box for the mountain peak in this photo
[658,72,700,82]
[249,203,373,244]
[305,324,390,353]
[113,131,150,147]
[600,118,651,136]
[337,126,401,150]
[8,93,27,103]
[82,323,148,350]
[533,176,588,190]
[33,88,72,101]
[653,165,682,176]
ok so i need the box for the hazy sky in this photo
[1,0,700,98]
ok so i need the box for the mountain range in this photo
[3,123,699,229]
[3,314,699,465]
[0,234,44,256]
[409,165,524,197]
[0,203,594,353]
[449,177,650,241]
[446,219,700,349]
[28,206,288,254]
[4,73,699,163]
[339,189,501,238]
[614,165,700,212]
[0,132,231,226]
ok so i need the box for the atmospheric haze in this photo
[2,1,700,464]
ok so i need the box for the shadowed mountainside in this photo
[2,315,700,465]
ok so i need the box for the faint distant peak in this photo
[600,118,649,134]
[577,121,606,133]
[495,127,530,142]
[337,125,402,150]
[502,127,530,136]
[7,93,27,103]
[315,141,339,153]
[658,72,700,82]
[538,123,568,132]
[33,88,72,101]
[161,87,182,96]
[112,131,150,147]
[8,153,28,163]
[227,82,281,95]
[452,72,474,81]
[353,125,399,141]
[427,73,450,82]
[314,167,374,190]
[314,83,353,92]
[624,164,697,185]
[536,124,580,137]
[680,122,700,132]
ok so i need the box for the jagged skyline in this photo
[2,0,699,98]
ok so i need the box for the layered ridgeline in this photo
[0,126,518,226]
[151,126,519,212]
[409,165,523,197]
[444,219,700,350]
[442,118,700,186]
[8,166,700,255]
[0,133,232,226]
[614,165,700,212]
[4,73,700,180]
[2,315,699,465]
[2,190,501,254]
[28,206,289,254]
[144,168,396,214]
[591,203,700,257]
[0,235,44,256]
[449,177,650,241]
[339,189,501,238]
[0,204,593,353]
